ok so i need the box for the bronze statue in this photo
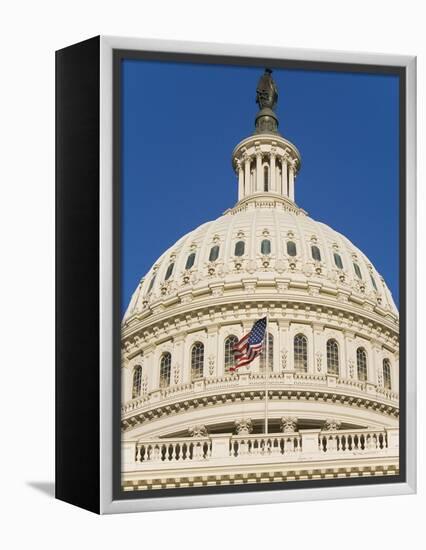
[256,68,278,111]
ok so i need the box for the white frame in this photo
[99,36,416,514]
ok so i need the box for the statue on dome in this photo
[256,68,278,111]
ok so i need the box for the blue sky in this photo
[121,59,399,315]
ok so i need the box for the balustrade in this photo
[136,438,211,463]
[131,427,396,468]
[318,429,388,454]
[230,433,301,458]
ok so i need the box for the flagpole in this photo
[265,315,269,435]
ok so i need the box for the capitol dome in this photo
[121,69,399,492]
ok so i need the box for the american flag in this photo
[230,317,267,372]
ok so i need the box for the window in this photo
[191,342,204,380]
[356,347,367,381]
[353,262,362,280]
[165,262,174,281]
[261,239,271,255]
[311,245,321,262]
[224,335,239,373]
[209,245,220,262]
[333,252,343,269]
[159,352,171,388]
[264,165,269,192]
[185,252,196,270]
[147,274,156,292]
[235,240,245,257]
[294,334,308,372]
[287,241,297,257]
[259,333,273,372]
[326,339,339,375]
[370,273,378,291]
[383,359,392,389]
[132,365,142,398]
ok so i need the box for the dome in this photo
[123,194,398,324]
[121,69,399,492]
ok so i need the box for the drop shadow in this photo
[27,481,55,498]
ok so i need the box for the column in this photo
[288,161,295,201]
[244,156,251,196]
[270,153,276,193]
[237,159,244,200]
[276,163,281,195]
[206,324,219,378]
[173,333,187,385]
[278,320,290,373]
[370,341,382,386]
[312,323,325,375]
[144,345,156,391]
[393,352,399,392]
[256,151,262,192]
[281,155,288,197]
[344,331,356,380]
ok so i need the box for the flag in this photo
[230,317,267,372]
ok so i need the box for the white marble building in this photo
[121,70,399,491]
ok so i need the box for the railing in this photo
[136,437,211,463]
[318,428,387,453]
[122,372,399,416]
[230,433,301,457]
[125,427,399,469]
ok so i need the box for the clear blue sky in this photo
[121,59,399,315]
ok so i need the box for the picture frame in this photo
[56,35,416,514]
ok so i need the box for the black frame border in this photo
[112,49,407,502]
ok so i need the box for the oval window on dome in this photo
[353,262,362,280]
[147,274,156,292]
[311,245,321,262]
[185,252,196,270]
[209,245,220,262]
[333,252,343,269]
[287,241,297,257]
[261,239,271,255]
[165,263,174,281]
[234,241,245,257]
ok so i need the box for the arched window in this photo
[159,352,171,388]
[287,241,297,257]
[370,273,378,291]
[294,334,308,372]
[165,262,174,281]
[356,347,367,381]
[147,274,156,293]
[185,252,196,270]
[353,262,362,280]
[191,342,204,380]
[224,335,239,373]
[383,359,392,389]
[334,252,343,269]
[235,240,245,257]
[209,245,220,262]
[264,165,269,192]
[261,239,271,255]
[311,245,321,262]
[259,333,273,372]
[326,339,339,375]
[132,365,142,398]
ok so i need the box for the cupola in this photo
[232,69,301,203]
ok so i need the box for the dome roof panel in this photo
[123,202,398,321]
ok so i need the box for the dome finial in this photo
[255,68,279,134]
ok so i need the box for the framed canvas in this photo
[55,36,417,514]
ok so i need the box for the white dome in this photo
[123,194,398,324]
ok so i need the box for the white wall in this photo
[1,0,423,548]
